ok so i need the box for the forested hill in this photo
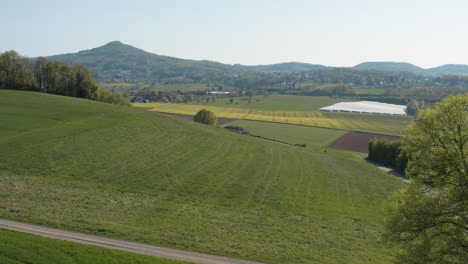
[427,64,468,76]
[41,41,468,83]
[46,41,238,83]
[353,62,425,73]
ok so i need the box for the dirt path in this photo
[0,219,264,264]
[355,155,410,183]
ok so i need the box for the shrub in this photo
[368,139,408,173]
[194,109,217,125]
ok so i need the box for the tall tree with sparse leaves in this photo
[34,57,47,92]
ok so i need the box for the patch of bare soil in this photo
[329,132,399,153]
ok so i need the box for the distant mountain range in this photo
[40,41,468,82]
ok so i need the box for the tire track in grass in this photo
[208,141,256,203]
[115,120,188,192]
[245,146,274,208]
[169,138,229,197]
[257,148,282,206]
[1,115,107,159]
[303,164,313,218]
[290,154,306,210]
[343,178,357,218]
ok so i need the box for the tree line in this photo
[0,50,128,105]
[368,139,408,173]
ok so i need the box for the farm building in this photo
[207,91,230,95]
[320,101,406,115]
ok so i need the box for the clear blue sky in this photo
[2,0,468,68]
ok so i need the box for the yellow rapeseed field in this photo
[134,102,408,134]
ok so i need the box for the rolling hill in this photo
[0,89,404,263]
[45,41,328,83]
[353,61,425,73]
[427,64,468,76]
[39,41,468,85]
[46,41,237,83]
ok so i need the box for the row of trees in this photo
[0,50,128,105]
[368,139,408,173]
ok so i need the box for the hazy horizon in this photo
[2,0,468,68]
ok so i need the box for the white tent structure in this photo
[320,101,407,115]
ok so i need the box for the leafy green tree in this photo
[34,57,47,92]
[45,61,64,94]
[194,109,217,125]
[97,89,129,106]
[406,99,421,116]
[0,50,35,89]
[384,94,468,264]
[74,64,98,99]
[246,89,256,99]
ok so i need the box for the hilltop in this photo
[353,61,425,73]
[427,64,468,75]
[46,41,235,83]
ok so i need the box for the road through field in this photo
[0,219,263,264]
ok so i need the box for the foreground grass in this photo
[135,101,410,135]
[0,229,183,264]
[0,90,403,263]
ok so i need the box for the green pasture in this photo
[198,94,353,111]
[0,90,403,263]
[0,229,183,264]
[224,120,347,148]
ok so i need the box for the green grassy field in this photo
[198,94,353,111]
[354,88,386,95]
[224,120,347,148]
[0,229,183,264]
[99,82,210,92]
[0,90,404,263]
[135,101,410,135]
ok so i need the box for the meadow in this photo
[354,88,386,95]
[196,94,353,111]
[135,99,410,135]
[224,120,348,148]
[99,82,210,92]
[0,90,404,263]
[0,230,183,264]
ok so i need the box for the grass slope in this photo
[0,90,403,263]
[0,229,183,264]
[224,120,347,148]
